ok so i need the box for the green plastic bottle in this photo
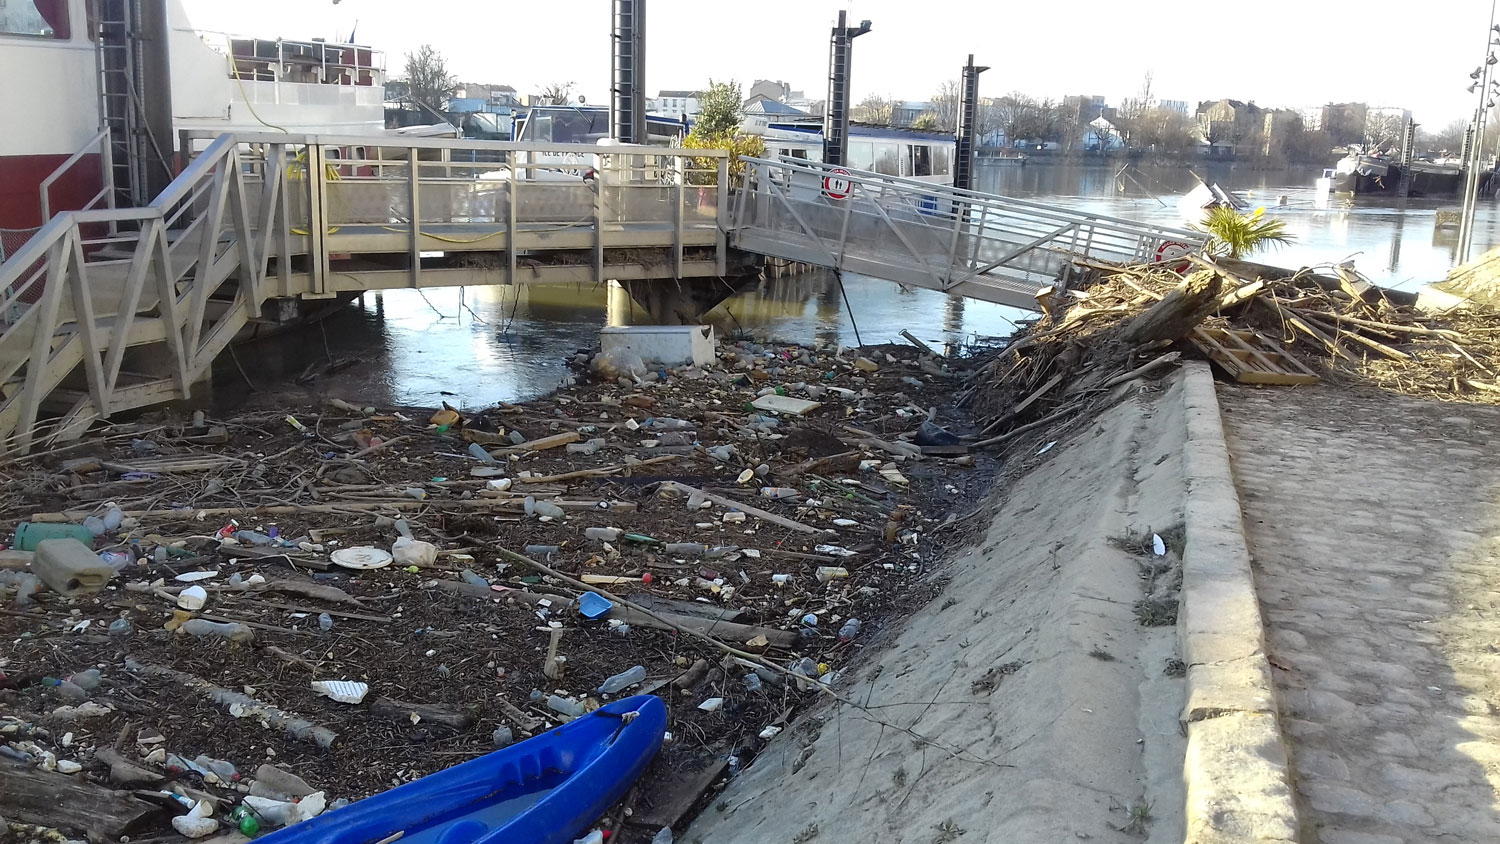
[13,523,96,552]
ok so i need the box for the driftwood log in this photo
[1122,270,1225,344]
[0,762,161,840]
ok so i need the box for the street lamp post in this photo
[1457,1,1500,265]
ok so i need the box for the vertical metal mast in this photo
[954,54,988,192]
[610,0,646,144]
[823,11,870,168]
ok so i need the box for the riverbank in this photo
[685,366,1196,843]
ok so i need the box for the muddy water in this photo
[214,162,1500,411]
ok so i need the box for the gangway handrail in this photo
[740,155,1203,241]
[39,128,116,223]
[186,130,730,160]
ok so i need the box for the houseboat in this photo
[0,0,387,242]
[511,106,958,184]
[1331,149,1485,197]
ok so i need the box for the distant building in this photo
[892,100,935,127]
[745,79,791,103]
[650,90,703,120]
[1196,99,1265,154]
[1158,99,1190,117]
[1298,106,1324,132]
[1321,102,1368,145]
[742,99,811,134]
[1085,115,1126,151]
[452,83,520,111]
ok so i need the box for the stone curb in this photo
[1177,363,1300,844]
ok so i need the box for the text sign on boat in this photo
[822,168,853,200]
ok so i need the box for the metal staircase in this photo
[729,156,1206,309]
[0,134,267,453]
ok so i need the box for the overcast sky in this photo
[183,0,1494,127]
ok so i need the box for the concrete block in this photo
[599,325,715,368]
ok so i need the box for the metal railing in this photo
[730,156,1207,309]
[0,133,279,453]
[40,128,117,223]
[185,132,730,291]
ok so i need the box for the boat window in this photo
[909,145,932,177]
[2,0,69,38]
[847,142,875,170]
[789,149,808,160]
[873,142,901,176]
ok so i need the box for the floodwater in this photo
[215,162,1500,411]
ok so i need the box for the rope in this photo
[833,269,864,347]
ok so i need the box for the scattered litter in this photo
[331,547,394,570]
[311,680,370,704]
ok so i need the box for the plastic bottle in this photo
[82,515,107,537]
[13,523,96,551]
[598,665,646,695]
[99,550,132,570]
[815,566,850,583]
[468,442,498,463]
[524,544,560,560]
[460,569,490,588]
[546,695,587,718]
[234,530,273,546]
[529,500,565,519]
[743,672,763,692]
[318,613,334,632]
[759,487,798,500]
[403,487,428,500]
[585,527,623,542]
[652,828,675,844]
[839,618,862,641]
[492,726,515,748]
[179,619,254,643]
[108,618,134,637]
[101,506,123,531]
[70,669,101,691]
[664,542,707,557]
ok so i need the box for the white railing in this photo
[730,156,1207,309]
[40,128,117,223]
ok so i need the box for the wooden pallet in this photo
[1191,326,1320,386]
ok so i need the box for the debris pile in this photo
[960,255,1500,451]
[0,336,994,842]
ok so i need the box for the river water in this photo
[216,162,1500,410]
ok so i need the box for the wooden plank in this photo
[493,431,580,454]
[630,759,730,829]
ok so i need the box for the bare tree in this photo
[539,81,575,106]
[854,93,895,126]
[401,44,455,114]
[930,79,961,132]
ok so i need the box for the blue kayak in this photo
[256,695,667,844]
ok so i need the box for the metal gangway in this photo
[729,156,1206,309]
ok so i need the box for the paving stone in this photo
[1221,386,1500,843]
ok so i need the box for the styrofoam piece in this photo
[599,325,716,367]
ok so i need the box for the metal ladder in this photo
[92,0,147,208]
